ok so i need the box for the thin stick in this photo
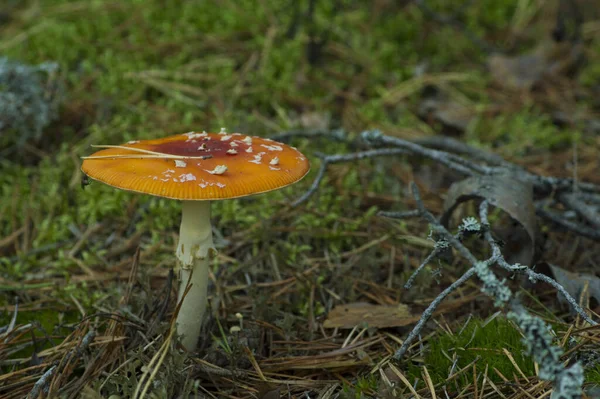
[82,145,213,160]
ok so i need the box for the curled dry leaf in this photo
[540,262,600,306]
[441,173,537,265]
[323,302,412,329]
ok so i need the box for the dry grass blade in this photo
[422,366,437,399]
[502,348,528,381]
[82,145,212,160]
[387,362,422,399]
[134,326,176,399]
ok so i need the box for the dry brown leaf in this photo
[543,262,600,305]
[323,302,412,329]
[441,173,537,266]
[487,40,584,91]
[418,87,476,134]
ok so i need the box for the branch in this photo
[270,128,347,143]
[291,148,408,207]
[557,192,600,229]
[535,202,600,240]
[293,128,600,237]
[390,183,589,397]
[27,330,96,399]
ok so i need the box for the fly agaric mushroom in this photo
[81,130,309,351]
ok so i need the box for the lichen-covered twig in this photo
[28,365,57,399]
[270,128,347,143]
[389,183,590,398]
[394,266,477,360]
[557,192,600,229]
[536,202,600,240]
[363,130,600,196]
[478,202,593,324]
[291,148,408,207]
[27,330,96,399]
[294,129,600,238]
[413,135,509,167]
[378,210,420,220]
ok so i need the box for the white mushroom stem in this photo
[175,200,214,351]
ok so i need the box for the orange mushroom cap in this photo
[81,131,310,200]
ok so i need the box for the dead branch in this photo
[389,183,589,397]
[292,129,600,238]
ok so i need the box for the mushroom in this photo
[81,131,310,351]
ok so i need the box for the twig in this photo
[28,365,57,399]
[535,203,600,240]
[364,129,600,195]
[413,135,510,167]
[295,129,600,238]
[270,128,347,143]
[479,201,594,325]
[362,130,492,176]
[378,210,421,220]
[394,267,477,360]
[557,192,600,229]
[27,330,96,399]
[292,148,408,207]
[391,184,589,397]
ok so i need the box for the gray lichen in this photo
[0,57,62,149]
[503,290,582,399]
[474,261,512,307]
[459,216,481,235]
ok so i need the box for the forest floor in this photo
[1,1,600,398]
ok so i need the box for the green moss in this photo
[587,364,600,386]
[341,374,378,398]
[407,316,535,388]
[467,108,580,155]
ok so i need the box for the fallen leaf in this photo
[418,86,476,134]
[487,40,584,91]
[323,302,412,329]
[541,262,600,306]
[441,173,537,266]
